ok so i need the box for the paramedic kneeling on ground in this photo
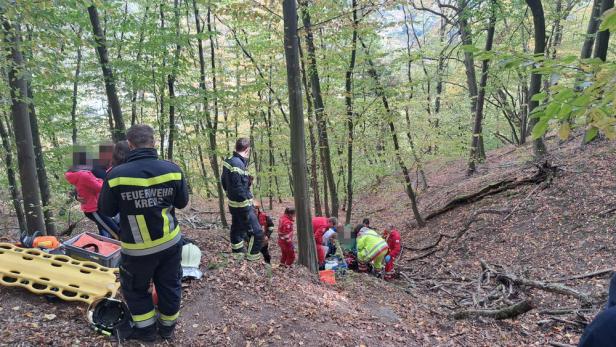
[98,125,189,342]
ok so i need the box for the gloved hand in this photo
[384,255,391,263]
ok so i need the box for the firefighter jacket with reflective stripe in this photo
[98,148,189,256]
[357,229,389,263]
[221,152,253,210]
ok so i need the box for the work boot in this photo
[126,325,157,342]
[158,322,176,340]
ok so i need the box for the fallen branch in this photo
[554,268,615,282]
[497,273,593,306]
[409,209,510,253]
[539,307,594,315]
[408,249,437,261]
[453,300,533,320]
[598,206,616,218]
[425,162,558,221]
[548,342,576,347]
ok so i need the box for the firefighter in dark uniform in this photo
[98,125,189,342]
[221,138,264,262]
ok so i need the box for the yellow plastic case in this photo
[0,243,119,304]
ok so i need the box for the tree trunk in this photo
[70,30,82,145]
[282,0,317,272]
[0,115,26,232]
[360,38,425,227]
[299,0,339,218]
[593,0,614,61]
[87,5,126,142]
[2,18,46,235]
[193,0,227,227]
[345,0,358,225]
[131,7,149,126]
[298,39,322,216]
[27,85,56,235]
[167,0,181,160]
[468,0,497,175]
[525,0,548,157]
[458,0,480,152]
[195,121,213,197]
[581,0,602,59]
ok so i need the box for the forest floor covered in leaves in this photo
[1,135,615,346]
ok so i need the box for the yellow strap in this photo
[136,215,152,243]
[108,172,182,188]
[133,309,156,322]
[122,225,180,250]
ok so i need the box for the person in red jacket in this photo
[312,216,337,268]
[383,224,401,281]
[65,168,120,239]
[278,207,296,267]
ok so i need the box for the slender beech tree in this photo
[468,0,497,175]
[87,5,126,141]
[344,0,358,225]
[192,0,227,227]
[27,85,56,235]
[593,0,614,61]
[167,0,181,160]
[525,0,548,157]
[298,38,323,216]
[2,16,46,235]
[581,0,602,59]
[0,115,26,232]
[70,26,82,144]
[282,0,317,272]
[299,0,339,218]
[360,38,425,227]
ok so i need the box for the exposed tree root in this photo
[453,300,533,320]
[554,268,615,282]
[425,162,558,221]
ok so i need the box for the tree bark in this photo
[525,0,548,157]
[167,0,181,160]
[131,7,149,126]
[298,39,322,216]
[87,5,126,142]
[345,0,358,225]
[192,0,227,227]
[2,17,46,235]
[360,38,425,227]
[27,85,56,235]
[299,0,339,218]
[282,0,317,272]
[0,114,26,232]
[70,29,82,145]
[593,0,614,61]
[468,0,497,175]
[458,0,480,154]
[581,0,602,59]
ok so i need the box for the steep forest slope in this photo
[0,136,614,346]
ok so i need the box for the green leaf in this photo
[600,8,616,32]
[531,91,547,102]
[531,119,549,140]
[558,123,571,140]
[584,127,599,142]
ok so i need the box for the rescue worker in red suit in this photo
[312,216,336,268]
[278,207,296,267]
[383,224,401,281]
[254,201,274,264]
